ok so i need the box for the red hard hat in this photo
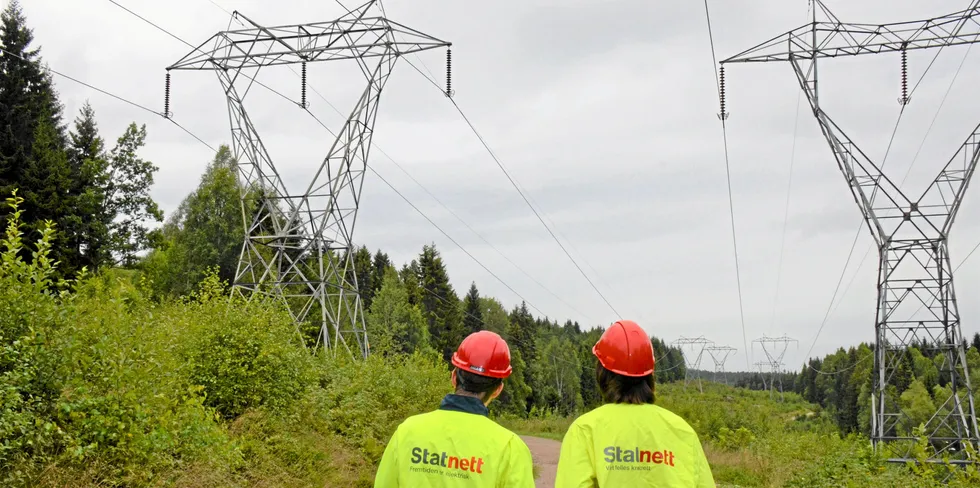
[592,320,655,377]
[451,330,513,379]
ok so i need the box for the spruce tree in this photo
[579,352,601,408]
[509,301,537,365]
[476,297,509,333]
[371,249,392,297]
[0,1,80,274]
[352,246,374,308]
[462,282,483,335]
[509,301,538,410]
[67,101,112,270]
[0,1,66,198]
[417,244,463,362]
[366,267,430,355]
[22,114,72,271]
[399,260,421,306]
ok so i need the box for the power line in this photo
[770,1,813,333]
[0,45,217,153]
[703,0,750,369]
[770,94,802,332]
[400,57,623,318]
[301,108,551,319]
[403,54,623,307]
[446,95,622,318]
[107,0,188,47]
[206,0,233,16]
[106,0,303,109]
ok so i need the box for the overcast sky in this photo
[17,0,980,372]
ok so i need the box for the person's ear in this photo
[451,369,458,389]
[484,382,504,406]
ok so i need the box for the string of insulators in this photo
[445,48,453,98]
[717,65,729,121]
[301,61,308,108]
[164,71,172,119]
[899,46,909,106]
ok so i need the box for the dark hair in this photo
[455,368,503,400]
[596,363,655,404]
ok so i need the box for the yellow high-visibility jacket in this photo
[373,394,535,488]
[554,403,715,487]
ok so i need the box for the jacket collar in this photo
[439,393,489,416]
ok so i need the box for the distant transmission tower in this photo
[722,0,980,463]
[705,345,737,385]
[167,1,450,358]
[673,336,714,393]
[754,361,772,391]
[753,335,797,401]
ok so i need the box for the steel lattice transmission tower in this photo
[166,1,450,358]
[672,336,714,392]
[753,335,797,400]
[753,361,773,391]
[722,0,980,463]
[705,345,737,385]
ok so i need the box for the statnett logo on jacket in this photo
[555,403,715,487]
[373,394,535,487]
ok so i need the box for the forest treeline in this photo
[722,337,980,436]
[791,338,980,437]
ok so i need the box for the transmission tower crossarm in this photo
[721,4,980,64]
[167,12,450,71]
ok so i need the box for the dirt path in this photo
[521,435,562,488]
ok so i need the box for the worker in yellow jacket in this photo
[555,320,715,487]
[374,330,535,487]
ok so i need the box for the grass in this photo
[504,382,980,487]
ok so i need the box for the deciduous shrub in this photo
[0,194,66,485]
[716,426,756,451]
[315,351,450,460]
[182,273,318,420]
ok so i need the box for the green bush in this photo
[52,274,237,484]
[0,193,66,485]
[715,426,756,451]
[183,273,318,420]
[315,351,450,461]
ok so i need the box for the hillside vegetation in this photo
[0,192,448,486]
[2,195,979,487]
[506,382,980,488]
